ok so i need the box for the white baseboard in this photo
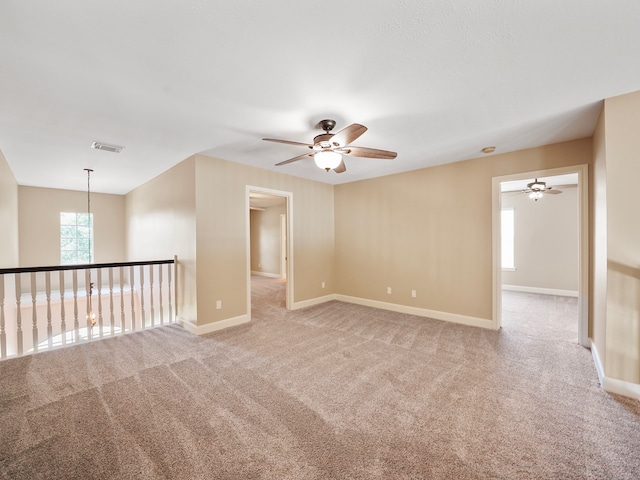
[251,271,281,279]
[178,314,250,335]
[591,342,640,400]
[591,342,605,386]
[502,285,578,297]
[292,294,337,310]
[291,293,494,329]
[334,295,495,330]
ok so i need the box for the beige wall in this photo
[194,154,334,325]
[603,91,640,384]
[502,186,579,292]
[126,157,197,323]
[250,204,286,276]
[125,154,334,328]
[335,139,592,321]
[0,149,19,268]
[591,108,607,356]
[18,186,126,267]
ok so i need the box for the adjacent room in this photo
[1,1,640,478]
[500,172,581,343]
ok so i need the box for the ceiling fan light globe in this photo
[314,150,342,171]
[529,191,543,200]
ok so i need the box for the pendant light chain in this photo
[84,168,96,327]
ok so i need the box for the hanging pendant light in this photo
[84,168,96,328]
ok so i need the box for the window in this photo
[501,208,515,270]
[60,212,93,264]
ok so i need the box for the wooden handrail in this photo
[0,259,175,275]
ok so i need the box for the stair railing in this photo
[0,256,177,359]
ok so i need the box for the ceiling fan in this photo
[507,178,575,201]
[263,119,397,173]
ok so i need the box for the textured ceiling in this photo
[1,1,639,194]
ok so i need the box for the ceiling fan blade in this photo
[275,152,314,166]
[334,159,347,173]
[546,189,562,194]
[343,146,397,159]
[330,123,367,147]
[263,138,312,148]
[552,184,577,189]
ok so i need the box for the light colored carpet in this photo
[1,277,639,479]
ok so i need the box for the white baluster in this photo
[46,271,52,349]
[59,270,66,345]
[15,274,23,356]
[140,265,145,329]
[30,272,38,352]
[171,256,176,322]
[108,268,115,335]
[0,274,6,358]
[120,266,125,332]
[158,264,164,325]
[72,270,79,344]
[97,268,103,337]
[129,265,136,331]
[85,269,92,341]
[149,264,155,327]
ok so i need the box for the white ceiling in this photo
[249,193,286,209]
[2,1,640,195]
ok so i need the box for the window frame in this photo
[60,212,94,265]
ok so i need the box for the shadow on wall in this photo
[608,260,640,280]
[606,260,640,384]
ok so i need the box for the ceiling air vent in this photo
[90,141,124,153]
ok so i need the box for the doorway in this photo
[246,186,293,317]
[492,165,589,347]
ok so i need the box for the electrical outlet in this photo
[387,287,392,294]
[216,300,222,310]
[321,281,325,289]
[411,290,417,298]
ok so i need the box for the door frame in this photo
[246,186,293,313]
[280,214,287,280]
[491,164,589,347]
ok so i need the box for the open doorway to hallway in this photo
[247,187,292,316]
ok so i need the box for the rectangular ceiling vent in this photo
[91,141,124,153]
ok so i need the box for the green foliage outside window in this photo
[60,212,93,264]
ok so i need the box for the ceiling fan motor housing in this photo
[527,179,547,191]
[313,133,335,150]
[317,119,336,132]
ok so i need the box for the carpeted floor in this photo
[1,277,639,479]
